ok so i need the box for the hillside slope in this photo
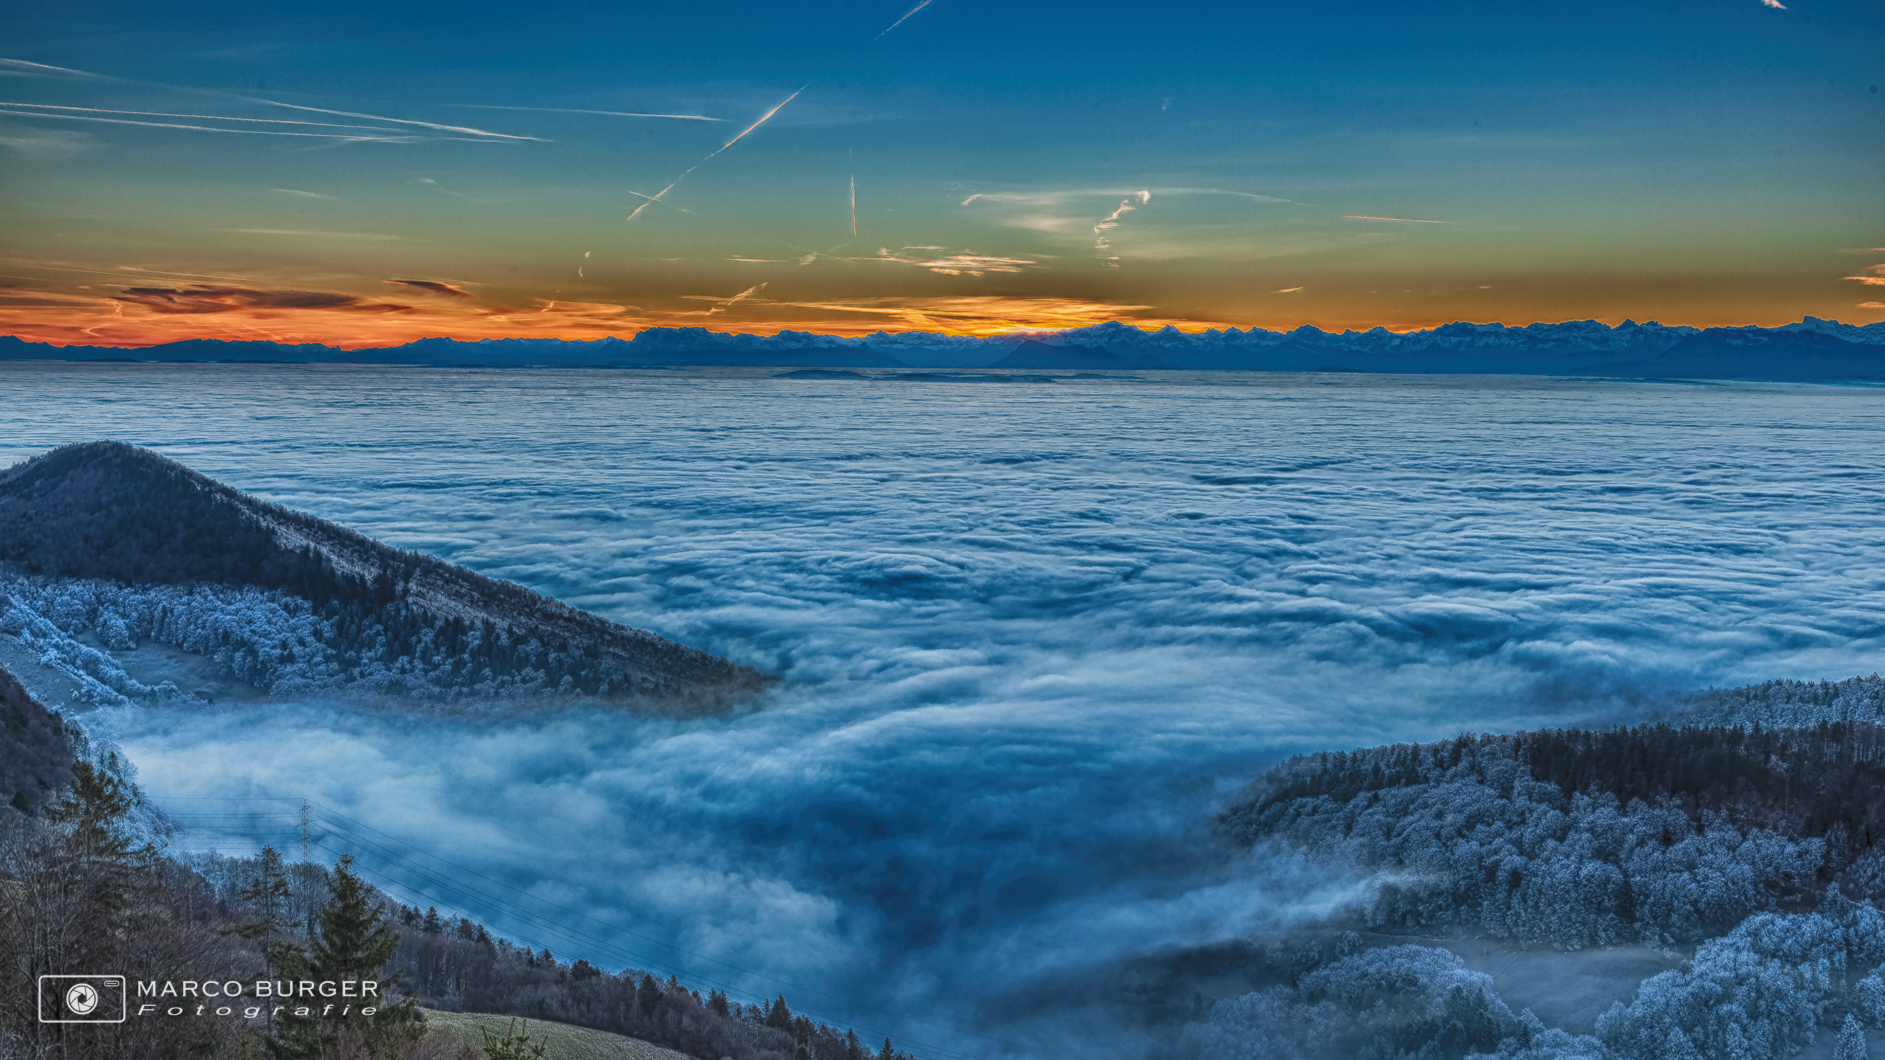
[420,1009,692,1060]
[0,442,769,709]
[0,662,72,814]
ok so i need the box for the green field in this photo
[419,1009,694,1060]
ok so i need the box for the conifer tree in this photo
[268,853,418,1060]
[1836,1014,1868,1060]
[238,844,301,1034]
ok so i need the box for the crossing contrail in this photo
[625,87,805,223]
[850,175,858,237]
[703,86,805,162]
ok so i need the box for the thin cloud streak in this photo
[1341,214,1449,223]
[0,102,401,133]
[248,99,543,141]
[220,228,411,240]
[435,103,722,122]
[871,248,1037,276]
[385,280,475,298]
[0,58,106,79]
[700,283,769,315]
[873,0,935,41]
[0,110,419,141]
[706,87,805,160]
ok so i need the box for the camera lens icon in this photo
[65,983,101,1016]
[38,975,125,1023]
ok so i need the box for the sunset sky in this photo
[3,0,1882,346]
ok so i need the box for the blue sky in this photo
[2,0,1881,344]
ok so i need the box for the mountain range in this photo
[4,317,1884,379]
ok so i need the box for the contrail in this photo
[625,87,805,223]
[1340,214,1448,223]
[705,282,767,314]
[432,103,723,122]
[248,99,543,141]
[0,101,401,133]
[873,0,934,40]
[0,58,105,79]
[0,109,417,140]
[850,175,858,237]
[704,86,804,161]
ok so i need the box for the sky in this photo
[2,0,1882,346]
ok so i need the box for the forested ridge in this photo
[0,664,72,815]
[0,664,919,1060]
[0,441,769,708]
[1220,719,1885,948]
[1174,715,1885,1060]
[1233,717,1885,851]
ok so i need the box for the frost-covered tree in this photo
[1835,1014,1868,1060]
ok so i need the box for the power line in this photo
[161,795,1069,1060]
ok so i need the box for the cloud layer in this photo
[6,369,1884,1055]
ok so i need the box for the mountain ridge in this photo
[5,317,1883,378]
[0,442,770,709]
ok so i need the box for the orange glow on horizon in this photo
[1,282,1879,349]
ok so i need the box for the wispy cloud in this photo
[220,228,411,240]
[873,0,935,40]
[271,187,337,200]
[1859,302,1885,310]
[1275,287,1304,293]
[871,248,1037,276]
[0,125,92,160]
[1760,0,1786,9]
[111,285,410,315]
[1094,190,1151,265]
[384,279,474,298]
[1341,214,1449,223]
[759,295,1177,333]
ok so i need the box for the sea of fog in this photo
[3,364,1884,1057]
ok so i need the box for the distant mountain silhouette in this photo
[1575,328,1885,380]
[0,442,770,709]
[6,317,1882,375]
